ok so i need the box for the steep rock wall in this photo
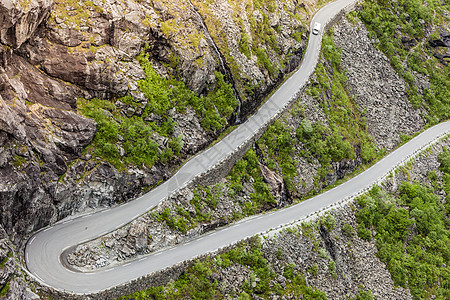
[0,0,320,246]
[65,12,425,275]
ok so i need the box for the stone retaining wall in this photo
[29,237,253,299]
[30,2,366,299]
[191,0,361,189]
[30,130,449,299]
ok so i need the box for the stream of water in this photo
[187,0,242,124]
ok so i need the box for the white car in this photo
[312,22,321,35]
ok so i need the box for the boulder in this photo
[0,0,53,48]
[429,32,450,48]
[260,164,285,204]
[0,96,26,141]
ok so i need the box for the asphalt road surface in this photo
[25,0,449,294]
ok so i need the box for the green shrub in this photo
[318,248,329,259]
[355,288,374,300]
[359,0,450,120]
[342,223,354,237]
[361,142,377,163]
[356,180,450,299]
[357,223,372,241]
[239,33,252,59]
[0,281,9,297]
[283,264,326,298]
[255,47,275,77]
[308,263,319,276]
[328,261,337,278]
[321,214,336,231]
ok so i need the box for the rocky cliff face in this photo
[0,0,446,298]
[0,225,39,299]
[0,0,53,49]
[191,0,311,114]
[0,2,98,245]
[65,14,427,274]
[0,0,317,246]
[0,1,318,298]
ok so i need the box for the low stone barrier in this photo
[30,2,378,298]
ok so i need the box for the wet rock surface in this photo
[429,30,450,65]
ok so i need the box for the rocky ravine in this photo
[0,0,315,246]
[0,0,320,298]
[66,15,425,273]
[0,1,442,299]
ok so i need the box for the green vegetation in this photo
[0,253,12,297]
[152,31,385,243]
[137,50,238,132]
[255,47,276,77]
[439,148,450,213]
[342,222,354,237]
[356,147,450,300]
[78,49,238,170]
[85,28,381,233]
[282,264,327,299]
[228,149,277,215]
[257,31,379,195]
[119,237,326,299]
[0,252,11,269]
[152,149,276,232]
[152,184,222,233]
[198,0,309,99]
[309,263,319,276]
[11,155,27,168]
[320,213,336,231]
[0,281,9,297]
[359,0,450,123]
[78,98,177,170]
[305,32,378,163]
[50,0,103,29]
[238,32,252,59]
[355,288,374,300]
[328,260,336,278]
[244,2,282,78]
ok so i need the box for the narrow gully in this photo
[187,0,242,124]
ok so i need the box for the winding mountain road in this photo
[25,0,450,295]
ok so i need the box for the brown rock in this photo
[260,164,284,202]
[0,0,53,48]
[0,96,26,141]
